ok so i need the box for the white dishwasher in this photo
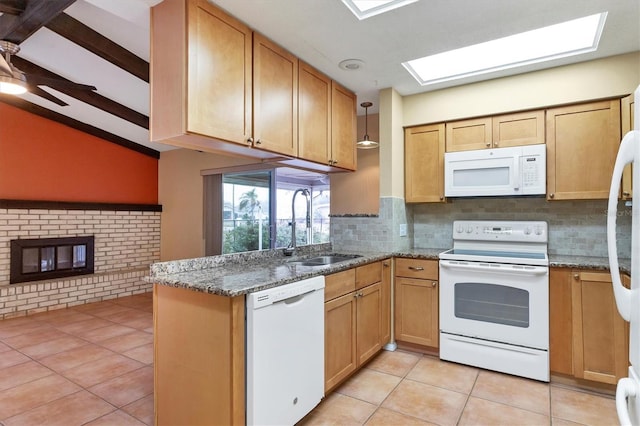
[246,275,325,426]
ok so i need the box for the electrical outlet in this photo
[399,223,407,237]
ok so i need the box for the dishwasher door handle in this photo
[280,289,316,305]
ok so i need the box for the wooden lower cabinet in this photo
[324,260,389,392]
[550,268,630,385]
[394,258,439,349]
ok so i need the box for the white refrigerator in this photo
[608,84,640,426]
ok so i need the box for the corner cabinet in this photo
[405,124,446,203]
[546,100,621,200]
[324,260,389,393]
[622,93,635,200]
[330,82,357,170]
[549,268,629,385]
[394,258,439,349]
[445,110,545,152]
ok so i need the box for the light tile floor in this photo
[0,293,620,425]
[0,293,153,425]
[302,350,619,426]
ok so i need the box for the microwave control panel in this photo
[521,156,542,188]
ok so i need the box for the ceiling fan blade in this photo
[26,74,96,92]
[27,85,68,106]
[0,54,12,76]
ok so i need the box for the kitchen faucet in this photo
[284,188,311,256]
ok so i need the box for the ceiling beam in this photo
[0,0,27,15]
[0,0,76,42]
[12,55,150,129]
[0,95,159,159]
[46,13,149,83]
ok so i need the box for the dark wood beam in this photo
[0,0,76,42]
[0,95,160,159]
[12,55,149,129]
[0,0,27,15]
[46,13,149,82]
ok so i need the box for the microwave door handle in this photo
[513,156,520,191]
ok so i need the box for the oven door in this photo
[439,259,549,350]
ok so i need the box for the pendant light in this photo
[356,101,379,149]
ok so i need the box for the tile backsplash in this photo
[332,196,632,259]
[412,197,631,258]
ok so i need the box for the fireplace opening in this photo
[10,236,95,284]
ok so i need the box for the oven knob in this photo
[535,227,543,236]
[524,227,532,235]
[466,226,473,233]
[456,225,464,234]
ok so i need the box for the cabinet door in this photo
[325,292,357,392]
[549,268,573,376]
[380,259,392,345]
[546,100,621,200]
[572,271,628,384]
[331,81,357,170]
[445,117,492,152]
[298,61,331,165]
[622,93,635,200]
[394,277,439,347]
[492,110,545,148]
[405,124,445,203]
[252,33,298,156]
[187,0,252,144]
[356,282,382,366]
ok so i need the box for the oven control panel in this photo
[452,220,547,243]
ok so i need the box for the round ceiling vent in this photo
[338,59,365,71]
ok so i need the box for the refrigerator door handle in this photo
[617,377,638,426]
[607,130,639,321]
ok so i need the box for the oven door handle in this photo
[440,260,548,276]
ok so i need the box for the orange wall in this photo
[0,103,158,204]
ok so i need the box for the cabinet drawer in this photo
[325,268,356,301]
[355,262,382,290]
[394,258,438,280]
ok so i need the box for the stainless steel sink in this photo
[286,254,361,267]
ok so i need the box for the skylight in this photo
[341,0,418,20]
[403,12,608,86]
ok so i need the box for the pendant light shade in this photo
[356,101,379,149]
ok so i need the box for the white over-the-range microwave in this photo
[444,143,546,197]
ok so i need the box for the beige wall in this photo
[159,149,255,261]
[379,88,406,199]
[330,113,380,215]
[403,52,640,126]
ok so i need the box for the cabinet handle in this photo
[494,142,498,147]
[383,262,389,267]
[247,137,254,144]
[485,142,491,147]
[255,139,262,145]
[432,281,437,288]
[439,196,444,201]
[549,193,555,199]
[623,191,631,197]
[573,274,580,280]
[408,266,424,271]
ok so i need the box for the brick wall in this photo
[0,208,160,319]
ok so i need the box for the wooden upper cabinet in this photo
[252,33,298,156]
[298,62,331,165]
[546,100,621,200]
[405,124,446,203]
[622,93,635,200]
[446,111,544,152]
[445,117,492,152]
[331,81,357,170]
[493,110,545,148]
[151,0,253,147]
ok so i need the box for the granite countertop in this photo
[149,245,630,297]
